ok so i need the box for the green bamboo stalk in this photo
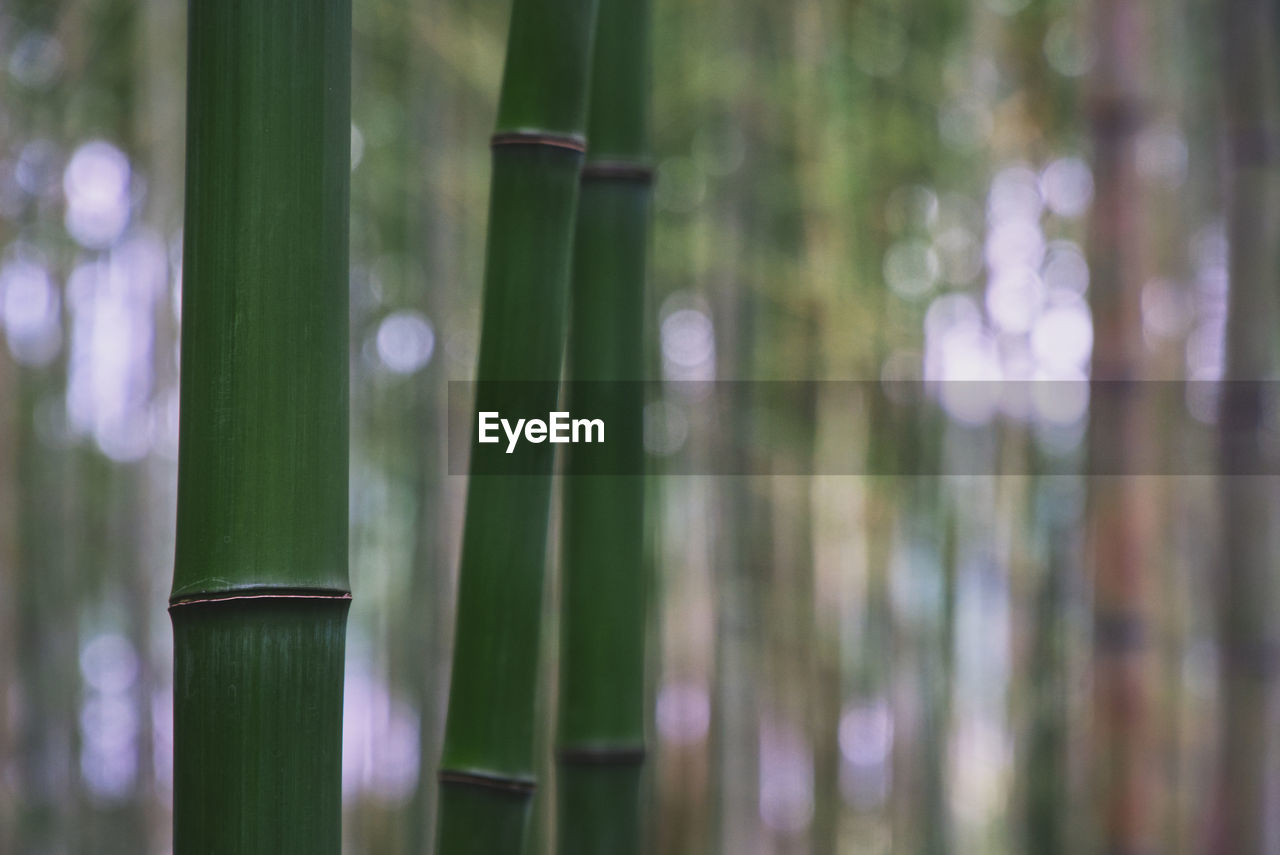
[13,361,79,854]
[556,0,653,847]
[1023,473,1071,855]
[434,0,599,850]
[170,2,350,853]
[0,318,13,855]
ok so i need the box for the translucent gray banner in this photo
[446,380,1279,475]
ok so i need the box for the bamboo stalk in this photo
[434,0,599,850]
[1023,472,1072,855]
[170,1,350,852]
[8,10,83,851]
[1085,0,1156,850]
[0,308,13,855]
[556,0,653,847]
[1213,2,1280,851]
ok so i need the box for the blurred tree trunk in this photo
[1085,0,1157,851]
[403,45,450,855]
[711,310,767,855]
[1212,0,1280,851]
[137,0,187,849]
[709,3,765,852]
[1021,472,1075,855]
[75,0,155,848]
[5,4,82,849]
[915,474,955,855]
[14,365,79,854]
[0,332,17,851]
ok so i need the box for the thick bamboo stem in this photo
[171,1,351,852]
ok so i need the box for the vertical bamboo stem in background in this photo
[556,0,653,847]
[170,1,351,852]
[1214,1,1280,851]
[1023,472,1073,855]
[3,3,82,850]
[137,0,187,848]
[0,327,16,853]
[1085,0,1156,851]
[433,0,599,850]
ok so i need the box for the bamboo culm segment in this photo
[557,764,644,855]
[172,1,350,853]
[558,0,653,847]
[557,181,650,822]
[171,598,349,854]
[438,145,582,782]
[173,0,351,600]
[436,0,599,848]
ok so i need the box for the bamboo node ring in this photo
[556,744,647,765]
[490,131,587,153]
[168,590,352,610]
[580,160,655,183]
[438,768,537,795]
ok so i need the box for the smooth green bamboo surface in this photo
[557,0,653,848]
[171,598,349,854]
[436,0,599,850]
[171,1,350,853]
[173,0,350,600]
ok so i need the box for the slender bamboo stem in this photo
[0,307,13,855]
[1023,472,1072,855]
[171,1,350,852]
[1085,0,1156,850]
[434,0,599,850]
[556,0,653,848]
[1213,2,1280,851]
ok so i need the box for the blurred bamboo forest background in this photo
[0,0,1271,853]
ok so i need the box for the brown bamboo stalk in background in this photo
[1085,0,1157,851]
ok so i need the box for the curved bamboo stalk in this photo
[556,0,653,847]
[434,0,599,850]
[170,1,351,852]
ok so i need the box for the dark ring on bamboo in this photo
[1219,381,1266,430]
[1094,612,1146,653]
[168,589,353,610]
[581,160,655,183]
[1224,639,1280,679]
[1231,127,1280,167]
[557,744,647,765]
[438,768,537,794]
[490,131,587,153]
[1089,95,1146,138]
